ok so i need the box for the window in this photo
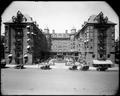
[90,39,93,42]
[5,25,9,30]
[86,29,89,33]
[87,26,90,30]
[87,45,89,48]
[27,26,31,31]
[90,46,92,49]
[89,26,93,30]
[87,32,89,38]
[100,54,103,58]
[111,33,114,37]
[92,54,95,58]
[112,45,114,48]
[75,53,78,56]
[107,54,110,58]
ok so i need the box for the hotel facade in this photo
[4,11,116,65]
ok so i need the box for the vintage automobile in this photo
[92,60,114,71]
[79,61,89,71]
[69,65,78,70]
[64,57,77,70]
[65,57,74,65]
[65,57,90,71]
[40,65,51,70]
[80,65,89,71]
[1,59,6,68]
[40,58,56,70]
[14,64,24,69]
[48,58,55,65]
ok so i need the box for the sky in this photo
[1,1,119,39]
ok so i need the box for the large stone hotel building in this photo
[75,12,116,65]
[4,11,116,65]
[4,11,50,64]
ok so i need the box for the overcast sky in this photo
[1,1,119,39]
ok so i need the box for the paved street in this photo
[1,63,119,95]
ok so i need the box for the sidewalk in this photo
[5,64,119,71]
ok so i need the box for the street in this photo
[1,63,119,95]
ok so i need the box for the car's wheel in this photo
[97,68,100,71]
[100,68,107,71]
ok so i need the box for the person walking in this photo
[8,53,13,64]
[19,54,23,69]
[24,53,28,64]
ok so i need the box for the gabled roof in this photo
[24,14,34,23]
[87,15,97,23]
[87,14,116,24]
[4,11,34,23]
[76,12,117,37]
[81,12,116,30]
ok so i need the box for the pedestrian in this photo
[14,54,21,68]
[19,54,23,69]
[8,53,13,64]
[24,53,28,64]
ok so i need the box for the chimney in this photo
[71,28,76,34]
[44,27,49,33]
[65,30,68,34]
[52,29,55,34]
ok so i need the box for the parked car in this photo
[79,61,89,71]
[40,65,51,70]
[69,65,78,70]
[96,66,108,71]
[80,65,89,71]
[48,58,55,65]
[40,59,53,70]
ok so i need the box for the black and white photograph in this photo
[1,1,119,95]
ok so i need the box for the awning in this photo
[27,32,30,34]
[31,32,34,35]
[27,39,30,41]
[8,54,13,57]
[26,25,30,28]
[27,45,30,49]
[24,54,28,57]
[93,60,113,65]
